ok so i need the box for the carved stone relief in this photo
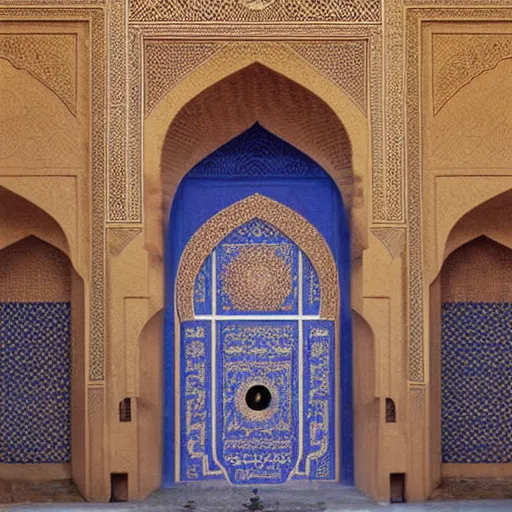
[287,41,367,114]
[129,0,381,23]
[0,34,77,115]
[406,8,512,383]
[433,33,512,115]
[144,41,226,115]
[108,228,142,257]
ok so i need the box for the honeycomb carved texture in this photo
[383,0,404,221]
[145,41,225,115]
[287,41,367,114]
[434,34,512,115]
[108,0,131,222]
[406,9,424,382]
[130,0,381,22]
[0,34,77,115]
[177,194,338,322]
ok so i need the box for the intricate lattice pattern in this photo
[145,41,225,114]
[288,41,367,114]
[130,0,380,23]
[442,302,512,463]
[0,302,71,463]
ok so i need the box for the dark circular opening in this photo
[245,385,272,411]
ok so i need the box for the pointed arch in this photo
[176,194,339,321]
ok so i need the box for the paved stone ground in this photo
[4,482,512,512]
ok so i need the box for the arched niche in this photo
[145,46,369,262]
[0,185,70,262]
[430,232,512,490]
[0,236,86,497]
[163,125,353,486]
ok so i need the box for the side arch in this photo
[176,193,339,321]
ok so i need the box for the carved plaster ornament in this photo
[241,0,276,10]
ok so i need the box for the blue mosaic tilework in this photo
[0,302,71,463]
[442,302,512,463]
[217,219,298,315]
[302,255,320,316]
[217,321,299,484]
[297,321,335,479]
[194,256,212,316]
[186,124,329,179]
[180,321,222,480]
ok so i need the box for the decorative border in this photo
[176,194,339,321]
[0,7,106,381]
[405,6,512,382]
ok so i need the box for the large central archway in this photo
[163,125,352,486]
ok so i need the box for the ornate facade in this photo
[1,0,512,503]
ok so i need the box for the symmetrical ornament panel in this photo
[129,0,380,23]
[0,34,77,115]
[179,217,335,484]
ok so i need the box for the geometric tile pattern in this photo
[442,302,512,463]
[0,302,71,463]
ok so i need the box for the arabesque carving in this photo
[433,33,512,114]
[0,34,77,115]
[145,41,225,115]
[129,0,381,23]
[287,41,367,114]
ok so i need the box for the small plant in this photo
[242,488,264,511]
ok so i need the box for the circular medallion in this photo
[236,379,278,422]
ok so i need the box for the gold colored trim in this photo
[176,194,339,322]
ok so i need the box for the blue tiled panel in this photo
[194,256,212,316]
[0,302,71,463]
[217,219,298,315]
[299,321,335,479]
[186,124,329,179]
[302,255,320,316]
[442,302,512,463]
[216,321,299,484]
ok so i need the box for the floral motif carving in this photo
[129,0,381,23]
[0,34,77,115]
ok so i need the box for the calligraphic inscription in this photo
[217,219,298,315]
[303,254,321,316]
[217,321,299,484]
[180,321,222,480]
[194,255,212,316]
[296,321,335,479]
